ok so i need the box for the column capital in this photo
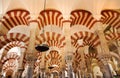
[17,68,24,78]
[93,22,102,30]
[18,68,24,71]
[98,54,111,65]
[29,21,39,32]
[95,22,110,55]
[26,52,37,66]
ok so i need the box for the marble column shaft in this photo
[26,22,38,78]
[96,22,113,78]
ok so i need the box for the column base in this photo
[103,64,113,78]
[17,68,24,78]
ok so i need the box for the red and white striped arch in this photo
[2,52,20,63]
[2,59,17,72]
[70,10,97,29]
[34,53,42,67]
[105,33,120,41]
[3,41,27,52]
[84,52,98,60]
[71,31,100,48]
[48,60,61,67]
[100,10,120,42]
[72,50,81,70]
[0,33,29,49]
[49,67,61,73]
[36,32,66,48]
[73,50,81,63]
[1,9,30,30]
[101,9,120,29]
[37,9,64,29]
[45,50,62,68]
[45,50,62,61]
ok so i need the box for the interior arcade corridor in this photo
[0,0,120,78]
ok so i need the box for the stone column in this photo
[17,69,24,78]
[78,47,86,78]
[40,68,46,78]
[39,52,46,78]
[26,53,37,78]
[65,51,74,78]
[61,68,65,78]
[63,21,74,78]
[74,72,78,78]
[12,71,18,78]
[25,21,39,78]
[68,64,74,78]
[28,21,39,53]
[78,70,81,78]
[95,22,113,78]
[63,21,73,67]
[40,52,46,70]
[98,55,113,78]
[84,46,92,75]
[95,22,110,54]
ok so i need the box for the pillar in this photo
[95,22,110,55]
[17,69,24,78]
[95,22,113,78]
[39,52,46,78]
[78,47,86,78]
[26,21,39,78]
[84,46,92,74]
[78,70,81,78]
[12,73,17,78]
[26,53,37,78]
[61,68,65,78]
[40,52,46,70]
[28,21,39,52]
[63,21,73,68]
[75,72,78,78]
[67,64,74,78]
[63,21,75,78]
[40,68,46,78]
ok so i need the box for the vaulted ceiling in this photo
[0,0,120,76]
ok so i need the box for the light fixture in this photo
[48,66,54,69]
[35,0,49,52]
[35,44,49,52]
[48,64,58,69]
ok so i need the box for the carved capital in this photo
[26,52,37,65]
[98,54,111,66]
